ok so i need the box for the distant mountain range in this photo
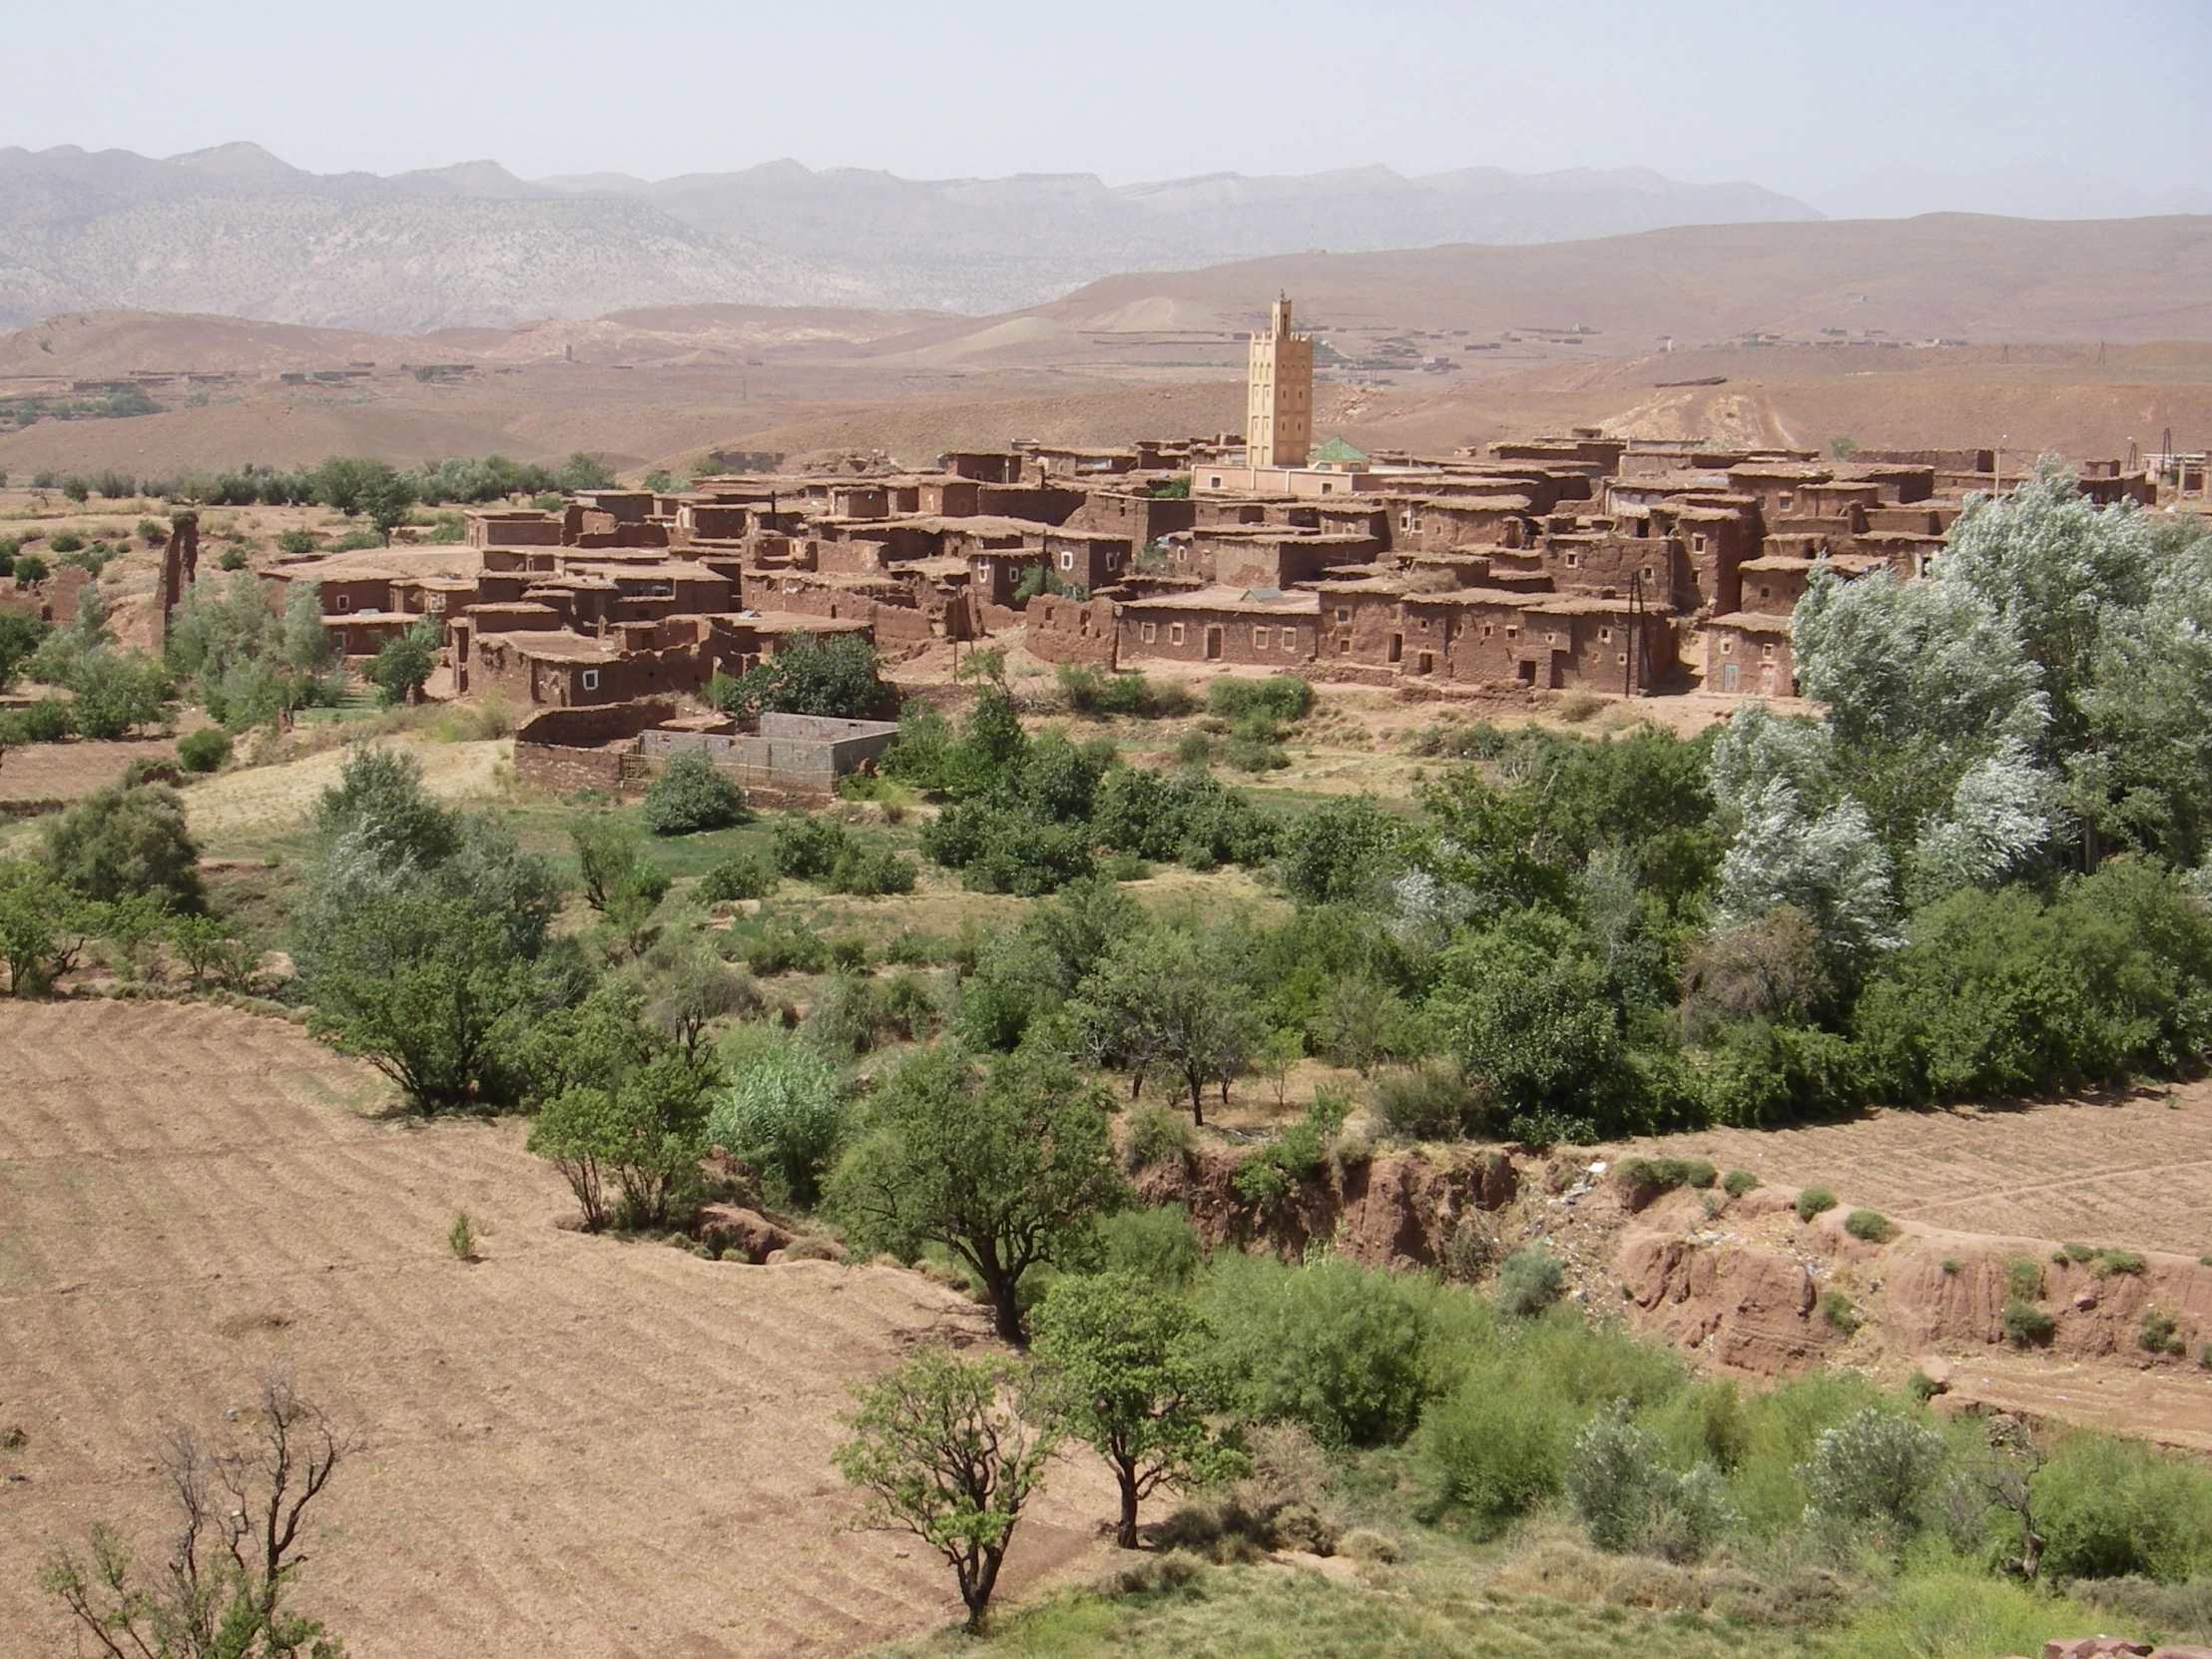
[0,143,1820,329]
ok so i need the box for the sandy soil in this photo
[0,999,1115,1658]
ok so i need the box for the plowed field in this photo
[0,1000,1111,1658]
[1620,1084,2212,1260]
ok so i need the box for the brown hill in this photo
[1034,214,2212,347]
[0,310,472,376]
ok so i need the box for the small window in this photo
[1692,533,1708,554]
[1209,476,1223,488]
[333,596,352,613]
[1334,607,1351,623]
[1599,627,1612,644]
[1169,623,1186,646]
[1778,492,1795,511]
[1282,631,1298,653]
[1758,586,1771,601]
[1564,553,1578,568]
[581,669,600,691]
[1616,653,1628,665]
[1720,638,1734,655]
[1761,644,1776,661]
[1337,636,1351,654]
[1253,627,1271,650]
[1058,549,1075,571]
[1387,634,1403,664]
[1140,622,1157,644]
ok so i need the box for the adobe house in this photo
[1705,613,1795,697]
[1382,494,1536,554]
[1193,528,1376,589]
[1118,585,1320,666]
[1042,529,1135,591]
[938,450,1026,484]
[320,611,416,658]
[1737,555,1814,614]
[1025,593,1119,665]
[1311,576,1411,668]
[1063,489,1197,546]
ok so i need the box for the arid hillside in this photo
[0,999,1114,1659]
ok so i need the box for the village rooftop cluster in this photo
[194,295,2192,785]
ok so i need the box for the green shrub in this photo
[1564,1401,1734,1561]
[218,547,249,571]
[1844,1208,1899,1244]
[641,755,747,834]
[1797,1405,1942,1542]
[14,554,50,584]
[734,912,830,976]
[1722,1169,1760,1197]
[2036,1429,2212,1581]
[2003,1257,2044,1301]
[174,728,233,773]
[1418,1373,1568,1535]
[49,531,84,554]
[2003,1300,2056,1348]
[1206,676,1313,723]
[1201,1253,1436,1448]
[1096,1203,1203,1287]
[2141,1310,2186,1357]
[697,852,777,904]
[2059,1242,2096,1263]
[1371,1065,1472,1140]
[706,1028,844,1206]
[1119,1104,1192,1174]
[1054,663,1192,720]
[772,815,850,879]
[1494,1246,1566,1318]
[41,780,203,910]
[1615,1156,1718,1209]
[1829,1570,2128,1659]
[1906,1371,1940,1404]
[2092,1248,2148,1278]
[15,699,72,741]
[1818,1289,1861,1335]
[276,529,315,556]
[1795,1184,1839,1221]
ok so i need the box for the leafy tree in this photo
[176,728,233,773]
[42,1379,347,1659]
[570,820,671,948]
[365,620,438,707]
[363,469,418,545]
[1280,795,1403,903]
[41,780,203,910]
[312,746,458,865]
[706,1027,845,1207]
[1031,1273,1245,1546]
[829,1046,1125,1342]
[833,1346,1055,1633]
[641,754,747,834]
[0,612,46,691]
[0,858,77,995]
[526,1050,714,1231]
[1070,927,1262,1123]
[718,633,884,720]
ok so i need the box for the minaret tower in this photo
[1246,292,1313,469]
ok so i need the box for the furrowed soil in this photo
[0,999,1114,1658]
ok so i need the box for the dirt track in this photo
[0,999,1113,1658]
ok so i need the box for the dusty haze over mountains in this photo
[0,142,1824,327]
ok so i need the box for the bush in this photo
[41,781,203,910]
[2141,1310,2186,1357]
[1819,1289,1861,1335]
[1722,1169,1759,1197]
[14,554,49,584]
[706,1029,844,1207]
[1495,1246,1566,1317]
[697,851,778,904]
[1054,664,1192,721]
[1118,1104,1193,1174]
[2036,1429,2212,1581]
[1372,1065,1473,1140]
[49,532,84,554]
[2003,1257,2044,1301]
[1201,1254,1436,1448]
[641,755,747,834]
[733,912,830,976]
[1797,1406,1943,1543]
[14,699,72,741]
[1615,1156,1717,1209]
[276,529,315,556]
[175,728,233,774]
[2002,1300,2056,1348]
[1419,1375,1568,1535]
[2092,1248,2148,1278]
[1794,1184,1839,1221]
[1844,1208,1899,1244]
[1206,676,1313,723]
[1096,1203,1203,1288]
[1564,1402,1734,1560]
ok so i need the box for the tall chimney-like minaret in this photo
[1246,292,1313,470]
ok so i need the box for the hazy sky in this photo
[10,0,2209,212]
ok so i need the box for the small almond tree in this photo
[1030,1272,1245,1547]
[42,1378,348,1658]
[833,1346,1054,1634]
